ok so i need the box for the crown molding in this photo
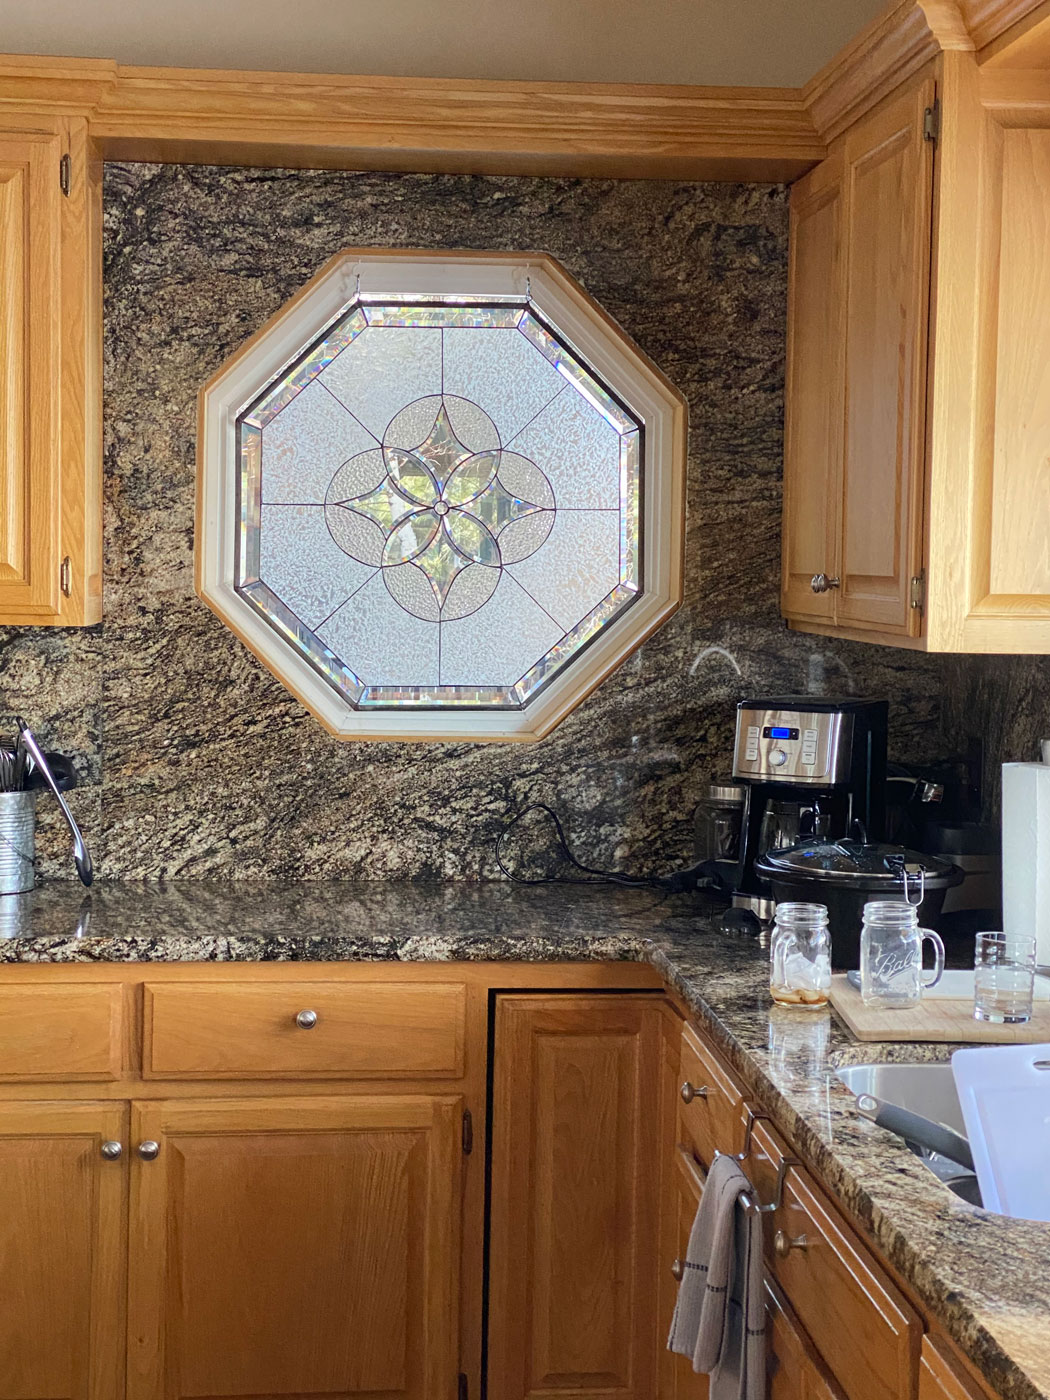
[0,55,823,181]
[802,1,944,143]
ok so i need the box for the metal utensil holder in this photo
[0,791,36,895]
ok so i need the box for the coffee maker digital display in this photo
[727,696,888,918]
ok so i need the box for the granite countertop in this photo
[2,881,1047,1400]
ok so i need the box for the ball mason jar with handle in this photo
[859,901,945,1008]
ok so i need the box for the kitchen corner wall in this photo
[0,163,956,881]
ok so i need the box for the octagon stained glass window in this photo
[198,251,686,742]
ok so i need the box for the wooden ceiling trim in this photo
[0,56,824,181]
[960,0,1049,52]
[974,0,1050,65]
[801,1,944,141]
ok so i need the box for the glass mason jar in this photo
[859,901,945,1009]
[770,902,832,1010]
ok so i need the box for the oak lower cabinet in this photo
[487,994,665,1400]
[0,1101,127,1400]
[126,1095,463,1400]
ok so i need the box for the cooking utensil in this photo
[952,1043,1050,1219]
[755,836,963,967]
[853,1091,975,1172]
[23,749,76,793]
[15,719,92,886]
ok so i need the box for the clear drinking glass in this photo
[973,932,1036,1023]
[859,901,945,1009]
[770,902,832,1010]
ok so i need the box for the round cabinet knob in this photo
[295,1009,318,1030]
[774,1229,807,1259]
[768,749,789,768]
[100,1140,123,1161]
[671,1258,685,1281]
[810,573,841,594]
[137,1140,160,1161]
[680,1081,709,1104]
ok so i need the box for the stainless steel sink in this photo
[835,1062,966,1135]
[835,1062,980,1203]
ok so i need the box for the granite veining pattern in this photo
[2,880,1047,1400]
[0,165,955,882]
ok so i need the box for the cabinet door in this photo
[488,995,664,1400]
[918,1336,989,1400]
[127,1094,463,1400]
[837,76,936,635]
[660,1141,710,1400]
[767,1278,847,1400]
[0,1100,127,1400]
[0,121,101,626]
[783,151,846,624]
[0,126,63,620]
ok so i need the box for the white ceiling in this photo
[0,0,888,88]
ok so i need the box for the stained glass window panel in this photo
[235,298,645,711]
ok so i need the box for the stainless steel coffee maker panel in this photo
[732,706,855,785]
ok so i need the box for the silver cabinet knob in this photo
[681,1081,709,1104]
[810,573,841,594]
[100,1140,123,1161]
[295,1009,318,1029]
[137,1140,160,1161]
[671,1258,685,1281]
[774,1229,808,1258]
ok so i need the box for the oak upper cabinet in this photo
[0,117,101,626]
[785,49,1050,652]
[783,71,934,642]
[488,994,665,1400]
[0,1100,127,1400]
[782,150,845,627]
[126,1095,464,1400]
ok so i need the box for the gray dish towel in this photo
[668,1151,767,1400]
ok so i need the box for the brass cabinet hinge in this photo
[59,152,71,196]
[458,1374,468,1400]
[910,571,926,611]
[461,1108,473,1156]
[60,556,72,597]
[923,101,940,144]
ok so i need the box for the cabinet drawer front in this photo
[144,981,466,1079]
[752,1123,920,1400]
[0,984,122,1080]
[677,1025,746,1167]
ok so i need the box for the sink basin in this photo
[835,1062,980,1204]
[835,1062,966,1135]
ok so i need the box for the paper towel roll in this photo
[1002,762,1050,965]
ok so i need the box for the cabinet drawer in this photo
[748,1119,920,1400]
[677,1024,747,1167]
[144,981,466,1079]
[0,984,122,1080]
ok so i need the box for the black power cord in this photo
[494,803,731,895]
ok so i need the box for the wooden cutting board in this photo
[829,974,1050,1043]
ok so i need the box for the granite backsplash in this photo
[0,162,995,881]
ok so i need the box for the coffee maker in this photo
[725,696,888,919]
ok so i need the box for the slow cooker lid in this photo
[755,838,961,885]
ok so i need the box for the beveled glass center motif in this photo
[324,396,555,623]
[235,299,642,710]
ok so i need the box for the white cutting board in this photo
[951,1044,1050,1219]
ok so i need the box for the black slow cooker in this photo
[754,837,964,968]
